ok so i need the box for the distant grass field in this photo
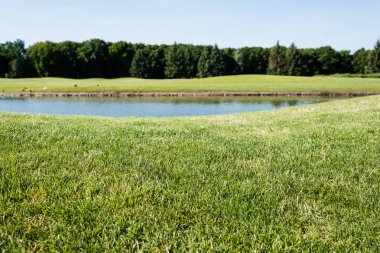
[1,75,380,93]
[1,96,379,251]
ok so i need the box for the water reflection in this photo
[0,96,333,118]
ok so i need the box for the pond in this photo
[0,96,333,117]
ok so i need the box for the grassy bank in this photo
[1,75,380,93]
[331,73,380,78]
[0,96,379,251]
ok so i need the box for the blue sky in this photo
[0,0,379,51]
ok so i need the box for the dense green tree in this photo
[8,40,27,78]
[314,46,341,75]
[234,48,250,74]
[108,42,135,78]
[27,41,59,77]
[285,43,303,76]
[222,48,238,75]
[130,48,150,78]
[77,39,109,78]
[337,50,353,73]
[56,41,80,78]
[0,49,9,77]
[147,46,166,78]
[185,45,203,78]
[28,41,79,78]
[2,39,379,79]
[251,47,269,74]
[197,46,211,78]
[22,56,39,78]
[352,48,370,74]
[0,40,27,78]
[197,45,226,78]
[164,44,205,78]
[235,47,268,74]
[27,41,78,78]
[298,49,318,76]
[368,40,380,73]
[131,46,165,79]
[164,43,187,78]
[267,41,287,75]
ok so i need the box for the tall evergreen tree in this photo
[368,40,380,73]
[197,45,226,78]
[130,48,150,78]
[234,47,250,74]
[197,47,211,78]
[222,48,238,75]
[184,46,203,78]
[285,43,303,76]
[147,46,165,79]
[164,43,187,78]
[235,47,268,74]
[267,41,287,75]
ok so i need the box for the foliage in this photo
[221,48,238,75]
[27,41,79,78]
[285,43,303,76]
[352,48,370,74]
[164,43,188,78]
[197,45,226,78]
[0,39,27,78]
[337,50,353,73]
[314,46,341,75]
[131,48,150,78]
[299,49,318,76]
[235,47,269,74]
[131,46,165,79]
[267,41,287,75]
[368,40,380,73]
[107,41,135,78]
[2,39,380,79]
[77,39,109,78]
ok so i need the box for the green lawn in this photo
[1,75,380,92]
[0,96,379,251]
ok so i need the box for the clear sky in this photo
[0,0,379,51]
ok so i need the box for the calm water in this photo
[0,97,332,117]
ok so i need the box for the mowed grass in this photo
[1,74,380,92]
[0,96,380,252]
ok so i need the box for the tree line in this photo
[0,39,379,79]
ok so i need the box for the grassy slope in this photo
[0,96,379,252]
[1,75,380,92]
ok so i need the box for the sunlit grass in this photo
[0,95,379,251]
[1,74,380,92]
